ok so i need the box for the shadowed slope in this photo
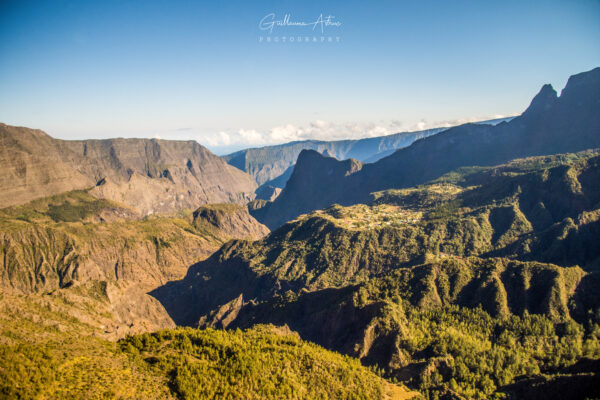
[256,67,600,229]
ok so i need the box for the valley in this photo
[1,67,599,400]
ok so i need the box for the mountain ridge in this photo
[224,117,514,191]
[0,123,257,214]
[254,67,600,229]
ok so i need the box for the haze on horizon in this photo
[1,0,599,154]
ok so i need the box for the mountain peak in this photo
[523,83,557,116]
[295,149,327,168]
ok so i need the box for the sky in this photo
[1,0,599,154]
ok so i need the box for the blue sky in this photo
[1,0,599,154]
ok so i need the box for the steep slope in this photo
[256,67,600,229]
[0,190,269,338]
[0,191,218,294]
[0,123,257,213]
[0,298,416,400]
[191,203,270,240]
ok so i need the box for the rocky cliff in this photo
[0,123,257,214]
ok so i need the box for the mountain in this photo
[0,123,257,214]
[254,67,600,229]
[0,191,416,399]
[150,150,600,399]
[223,128,447,187]
[223,118,513,191]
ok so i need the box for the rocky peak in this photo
[294,149,362,176]
[522,83,558,116]
[559,66,600,107]
[192,203,270,240]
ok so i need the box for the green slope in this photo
[0,298,414,400]
[151,150,600,399]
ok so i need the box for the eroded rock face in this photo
[192,203,270,240]
[0,218,218,294]
[0,124,257,214]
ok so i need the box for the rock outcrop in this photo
[192,203,269,240]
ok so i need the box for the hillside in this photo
[0,190,269,338]
[151,150,600,399]
[0,298,415,400]
[0,190,416,399]
[0,123,256,214]
[254,67,600,229]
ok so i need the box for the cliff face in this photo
[192,203,270,240]
[0,125,92,208]
[0,124,257,213]
[255,67,600,229]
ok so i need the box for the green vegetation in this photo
[0,290,173,399]
[352,263,600,399]
[1,190,122,223]
[193,151,599,302]
[0,190,235,294]
[0,294,411,400]
[120,325,411,400]
[399,305,598,399]
[227,257,599,399]
[156,151,600,399]
[3,151,600,399]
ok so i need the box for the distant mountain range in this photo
[0,124,257,214]
[222,117,512,192]
[252,67,600,229]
